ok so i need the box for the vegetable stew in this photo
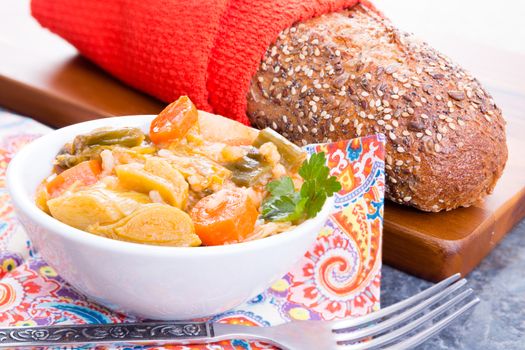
[37,97,340,246]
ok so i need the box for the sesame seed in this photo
[313,96,320,102]
[434,144,441,152]
[391,95,400,99]
[274,66,280,73]
[271,122,277,129]
[343,118,350,125]
[393,86,399,94]
[395,160,404,166]
[414,155,421,162]
[329,124,335,132]
[484,115,492,122]
[368,114,375,120]
[421,113,429,119]
[335,50,341,56]
[301,85,307,93]
[401,112,409,117]
[361,91,369,97]
[416,132,423,138]
[414,101,423,107]
[402,130,410,136]
[448,122,457,130]
[359,111,366,118]
[397,146,405,153]
[392,120,399,127]
[314,48,320,56]
[311,105,318,113]
[425,129,432,136]
[323,83,330,89]
[389,132,397,140]
[384,114,392,120]
[312,38,319,45]
[257,76,264,82]
[385,124,393,131]
[315,83,322,89]
[437,133,442,141]
[311,128,318,134]
[439,114,447,120]
[282,115,288,123]
[403,196,412,202]
[365,73,372,80]
[291,87,297,95]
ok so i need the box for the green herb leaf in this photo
[262,152,342,223]
[266,176,295,197]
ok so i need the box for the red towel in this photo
[32,0,373,124]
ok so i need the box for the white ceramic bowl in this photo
[7,115,332,320]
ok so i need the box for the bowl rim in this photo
[7,115,333,257]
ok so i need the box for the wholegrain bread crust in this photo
[247,5,507,211]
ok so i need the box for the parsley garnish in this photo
[261,152,341,223]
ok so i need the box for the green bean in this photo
[55,127,145,169]
[253,128,306,171]
[72,127,145,151]
[225,149,271,187]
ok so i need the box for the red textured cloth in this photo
[32,0,371,124]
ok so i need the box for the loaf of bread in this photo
[247,4,507,212]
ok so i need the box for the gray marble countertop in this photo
[381,219,525,349]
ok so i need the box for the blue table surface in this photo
[381,218,525,349]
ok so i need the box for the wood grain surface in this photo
[1,0,524,281]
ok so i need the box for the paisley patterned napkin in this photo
[0,109,385,349]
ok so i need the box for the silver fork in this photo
[0,273,478,349]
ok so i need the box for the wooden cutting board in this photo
[1,0,524,281]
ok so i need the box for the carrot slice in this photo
[46,159,102,198]
[150,96,198,144]
[190,188,258,246]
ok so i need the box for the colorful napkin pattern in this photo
[0,109,385,349]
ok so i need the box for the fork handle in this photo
[0,321,276,348]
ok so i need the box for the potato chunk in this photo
[89,204,201,247]
[144,157,188,208]
[115,164,187,208]
[47,188,150,230]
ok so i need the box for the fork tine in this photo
[384,297,480,350]
[337,288,475,349]
[333,278,467,342]
[332,273,461,331]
